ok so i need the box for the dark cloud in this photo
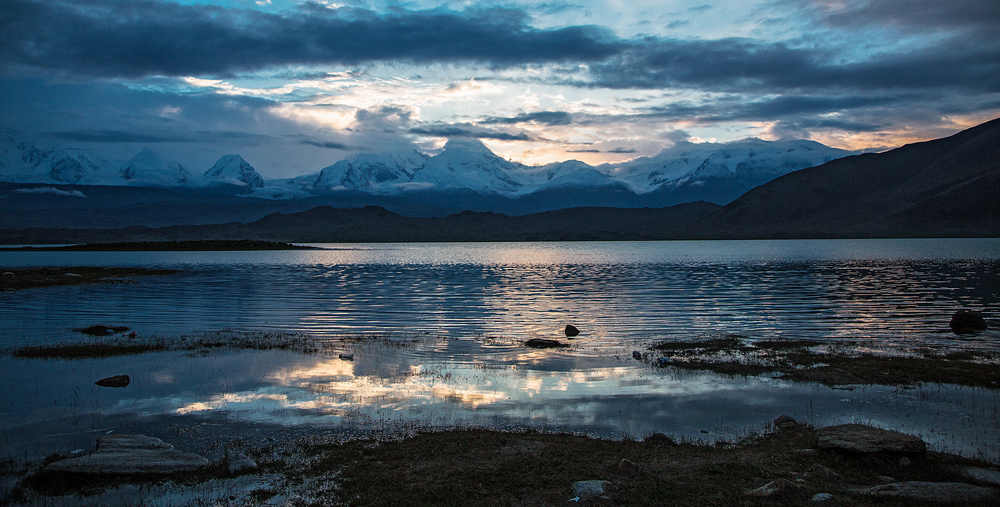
[41,129,188,143]
[481,111,573,126]
[640,94,907,125]
[299,140,356,150]
[0,0,624,78]
[409,124,534,141]
[607,147,637,154]
[688,5,714,13]
[804,0,1000,37]
[354,105,416,130]
[666,20,690,29]
[586,37,1000,94]
[567,148,601,153]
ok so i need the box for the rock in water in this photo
[525,338,566,348]
[862,481,997,502]
[816,424,926,454]
[950,309,987,332]
[564,324,580,337]
[44,434,209,475]
[95,375,130,388]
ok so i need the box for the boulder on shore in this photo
[950,309,988,332]
[773,414,802,431]
[816,424,926,454]
[44,434,209,475]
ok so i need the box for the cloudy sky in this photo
[1,0,998,178]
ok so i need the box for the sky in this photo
[1,0,998,178]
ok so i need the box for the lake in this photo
[2,239,999,462]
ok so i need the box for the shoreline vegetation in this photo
[6,239,318,251]
[4,414,1000,505]
[0,266,179,291]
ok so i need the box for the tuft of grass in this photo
[652,337,746,354]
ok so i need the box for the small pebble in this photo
[632,351,642,359]
[812,492,835,503]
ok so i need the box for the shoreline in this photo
[4,420,999,506]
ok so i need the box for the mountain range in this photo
[0,131,851,208]
[1,116,996,241]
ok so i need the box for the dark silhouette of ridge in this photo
[691,117,1000,238]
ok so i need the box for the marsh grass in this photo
[0,267,178,292]
[654,338,1000,389]
[3,329,439,360]
[5,330,321,359]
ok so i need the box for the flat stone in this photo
[45,435,208,475]
[99,434,173,451]
[744,479,799,497]
[954,466,1000,487]
[571,480,613,499]
[811,492,835,503]
[861,481,997,502]
[816,424,926,454]
[226,451,259,474]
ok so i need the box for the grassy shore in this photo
[9,240,318,251]
[6,424,998,506]
[653,337,1000,390]
[0,266,178,291]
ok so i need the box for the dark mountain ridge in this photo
[691,117,1000,238]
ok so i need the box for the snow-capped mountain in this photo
[203,154,264,188]
[514,160,625,191]
[313,149,427,194]
[119,148,193,187]
[1,131,858,208]
[604,138,852,195]
[0,131,111,184]
[408,139,526,194]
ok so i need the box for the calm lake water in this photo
[1,239,999,461]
